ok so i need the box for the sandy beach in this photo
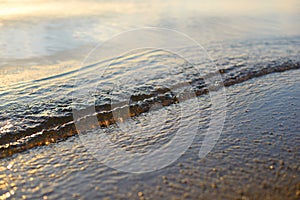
[1,69,299,199]
[0,0,299,199]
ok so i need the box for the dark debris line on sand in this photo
[0,60,299,158]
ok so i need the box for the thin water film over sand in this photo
[0,0,299,199]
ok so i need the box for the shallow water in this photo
[0,0,300,199]
[0,36,299,158]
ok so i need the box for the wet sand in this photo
[0,69,299,199]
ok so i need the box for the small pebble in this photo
[279,160,284,166]
[138,192,143,197]
[183,193,190,198]
[261,181,268,189]
[181,179,188,184]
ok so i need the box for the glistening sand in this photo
[1,69,299,199]
[0,0,299,199]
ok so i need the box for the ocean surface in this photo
[0,0,300,199]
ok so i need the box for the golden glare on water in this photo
[0,0,298,86]
[0,0,139,19]
[0,0,298,20]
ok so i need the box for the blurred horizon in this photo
[0,0,299,20]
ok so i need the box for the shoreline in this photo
[1,68,299,199]
[1,61,299,159]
